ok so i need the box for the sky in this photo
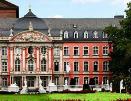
[8,0,131,18]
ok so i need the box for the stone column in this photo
[59,47,63,72]
[22,48,26,72]
[10,47,13,72]
[36,47,40,72]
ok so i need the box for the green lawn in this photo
[0,93,131,101]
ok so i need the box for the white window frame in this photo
[41,59,46,71]
[28,59,34,71]
[93,61,98,72]
[74,77,79,85]
[102,32,108,38]
[64,31,69,38]
[64,62,69,71]
[15,59,20,72]
[84,31,88,38]
[103,61,109,71]
[103,46,109,55]
[94,76,99,85]
[2,61,7,72]
[74,47,79,56]
[83,46,89,55]
[74,62,79,72]
[103,76,108,84]
[93,46,99,55]
[64,47,69,56]
[83,61,88,72]
[54,47,60,56]
[83,77,89,84]
[74,31,78,38]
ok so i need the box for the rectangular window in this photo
[54,62,59,71]
[84,77,89,84]
[64,62,69,71]
[2,61,7,72]
[2,78,7,87]
[74,47,79,56]
[27,78,35,87]
[2,47,7,55]
[54,47,60,56]
[64,47,69,56]
[93,47,98,55]
[84,62,88,72]
[103,77,108,84]
[74,62,78,72]
[83,47,88,55]
[41,77,48,87]
[94,77,98,85]
[103,47,108,55]
[74,77,79,85]
[103,61,109,71]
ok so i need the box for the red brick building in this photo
[0,0,19,18]
[0,1,123,89]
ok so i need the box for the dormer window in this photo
[74,31,78,38]
[103,32,108,38]
[84,31,88,38]
[93,31,98,38]
[64,31,69,38]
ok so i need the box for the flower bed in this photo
[116,99,131,101]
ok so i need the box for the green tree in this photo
[104,2,131,92]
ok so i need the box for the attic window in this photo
[64,31,69,38]
[74,31,78,38]
[93,31,98,38]
[84,31,88,38]
[103,32,108,38]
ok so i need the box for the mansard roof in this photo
[0,11,122,39]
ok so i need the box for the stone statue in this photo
[20,79,28,94]
[39,78,46,93]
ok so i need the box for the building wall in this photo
[0,10,17,18]
[63,42,111,85]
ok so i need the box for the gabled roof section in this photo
[0,0,18,9]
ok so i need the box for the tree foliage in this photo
[104,2,131,78]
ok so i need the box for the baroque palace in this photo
[0,1,123,89]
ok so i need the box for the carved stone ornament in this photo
[10,31,52,42]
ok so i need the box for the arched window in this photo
[74,31,78,38]
[93,31,98,38]
[84,31,88,38]
[15,59,20,71]
[41,59,46,71]
[28,59,34,71]
[94,61,98,72]
[64,31,69,38]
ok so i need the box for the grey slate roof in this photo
[0,10,122,41]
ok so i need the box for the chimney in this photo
[114,15,124,19]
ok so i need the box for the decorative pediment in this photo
[10,31,52,42]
